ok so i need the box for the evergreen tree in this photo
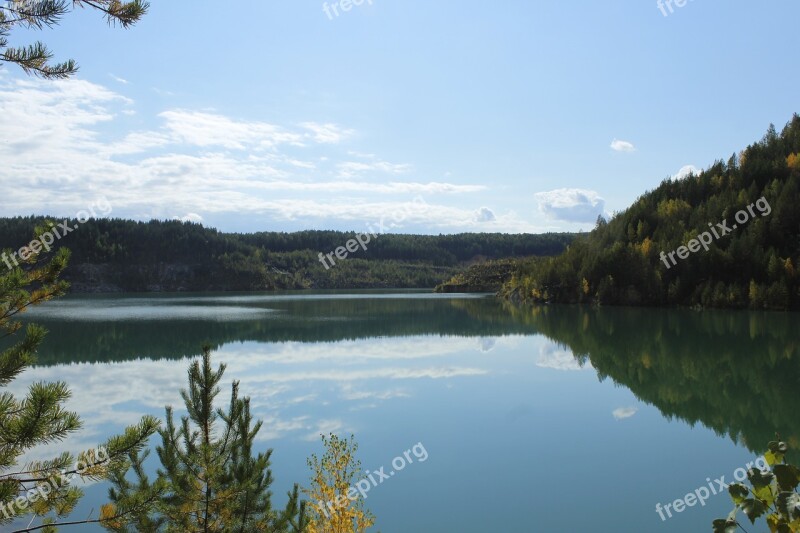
[0,0,148,79]
[102,347,309,532]
[0,224,159,532]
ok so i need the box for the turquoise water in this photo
[9,291,798,532]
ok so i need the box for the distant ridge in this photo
[0,220,575,292]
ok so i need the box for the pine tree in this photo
[0,0,148,78]
[102,347,309,532]
[0,224,159,532]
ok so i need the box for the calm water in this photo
[10,291,800,532]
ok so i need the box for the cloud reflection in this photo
[10,335,499,461]
[536,342,588,371]
[612,407,638,420]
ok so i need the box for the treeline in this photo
[238,230,569,263]
[502,114,800,310]
[0,218,574,291]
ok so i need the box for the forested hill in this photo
[502,114,800,310]
[0,218,575,292]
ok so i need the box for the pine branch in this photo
[10,495,159,533]
[1,42,77,78]
[74,0,149,28]
[0,0,147,78]
[0,1,70,29]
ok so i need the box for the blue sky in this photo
[1,0,798,234]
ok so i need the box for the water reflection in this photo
[18,294,800,459]
[24,293,531,364]
[9,293,797,531]
[15,334,499,437]
[507,303,800,457]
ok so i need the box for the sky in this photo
[1,0,798,235]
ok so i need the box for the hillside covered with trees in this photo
[502,114,800,310]
[0,219,574,292]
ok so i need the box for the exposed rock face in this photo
[434,259,518,294]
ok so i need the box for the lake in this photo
[9,291,799,532]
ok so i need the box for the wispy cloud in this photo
[0,76,545,232]
[339,384,410,401]
[336,159,413,178]
[300,122,354,144]
[159,110,305,150]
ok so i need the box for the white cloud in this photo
[0,75,548,233]
[672,164,701,180]
[175,213,204,223]
[109,74,129,84]
[610,138,636,152]
[612,407,638,420]
[0,78,129,157]
[473,207,496,222]
[534,188,606,223]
